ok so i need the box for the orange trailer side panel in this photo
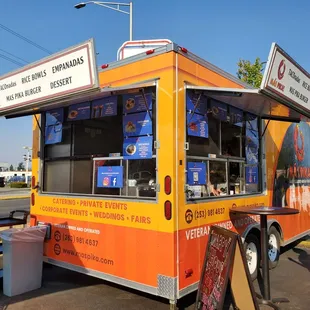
[29,47,310,300]
[31,52,178,292]
[175,53,310,293]
[265,120,310,240]
[31,215,176,287]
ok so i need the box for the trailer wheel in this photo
[268,226,281,269]
[244,234,260,281]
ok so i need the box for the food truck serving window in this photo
[185,89,261,199]
[42,86,157,199]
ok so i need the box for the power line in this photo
[0,53,25,67]
[0,23,53,55]
[0,48,29,64]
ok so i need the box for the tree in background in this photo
[237,57,265,88]
[9,165,14,171]
[17,162,25,171]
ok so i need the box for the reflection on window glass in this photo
[221,122,243,157]
[127,159,156,198]
[209,161,227,196]
[208,116,220,155]
[71,160,92,194]
[43,160,70,193]
[229,162,245,195]
[73,118,123,156]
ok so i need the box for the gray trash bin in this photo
[0,226,47,297]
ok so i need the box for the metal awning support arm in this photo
[139,88,152,120]
[34,114,44,138]
[261,119,270,137]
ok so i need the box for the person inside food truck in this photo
[208,182,222,196]
[209,168,226,196]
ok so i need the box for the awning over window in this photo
[2,78,159,119]
[185,85,306,122]
[186,42,310,123]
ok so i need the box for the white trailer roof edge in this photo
[98,42,253,90]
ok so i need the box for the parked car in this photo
[0,177,5,187]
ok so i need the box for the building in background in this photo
[0,162,9,171]
[0,171,32,184]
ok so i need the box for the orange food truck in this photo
[0,38,310,308]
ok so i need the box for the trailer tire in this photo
[268,226,281,269]
[244,234,260,281]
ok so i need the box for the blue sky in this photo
[0,0,310,167]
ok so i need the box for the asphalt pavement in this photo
[0,198,30,217]
[0,188,30,200]
[0,241,308,309]
[0,197,308,309]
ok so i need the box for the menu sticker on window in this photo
[123,136,153,160]
[122,92,152,114]
[187,162,207,185]
[230,106,243,127]
[46,108,64,126]
[92,96,117,118]
[123,112,152,137]
[210,100,227,121]
[45,123,63,145]
[246,165,258,184]
[246,128,259,147]
[67,102,91,121]
[186,91,208,115]
[246,145,259,165]
[246,128,259,164]
[97,166,123,188]
[246,113,258,131]
[187,112,208,138]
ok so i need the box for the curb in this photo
[0,195,30,200]
[298,240,310,248]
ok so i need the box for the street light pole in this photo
[129,1,132,41]
[74,1,133,41]
[23,146,32,172]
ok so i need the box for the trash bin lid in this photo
[0,226,46,243]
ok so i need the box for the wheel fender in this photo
[241,219,283,243]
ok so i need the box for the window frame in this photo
[91,155,157,200]
[184,88,262,202]
[186,156,248,200]
[39,83,159,201]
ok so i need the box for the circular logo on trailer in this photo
[54,230,61,242]
[185,209,193,224]
[294,125,305,162]
[278,59,286,80]
[54,244,61,256]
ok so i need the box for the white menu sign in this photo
[0,38,98,114]
[261,43,310,112]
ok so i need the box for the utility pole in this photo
[23,146,32,172]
